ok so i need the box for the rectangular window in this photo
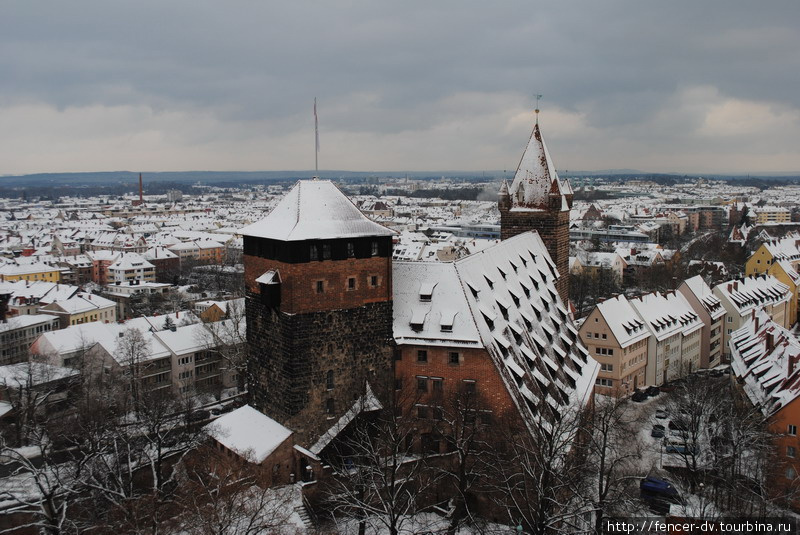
[432,378,443,392]
[789,425,797,436]
[789,446,797,458]
[417,350,428,363]
[371,241,379,256]
[316,280,324,294]
[322,244,331,260]
[370,275,379,287]
[348,277,356,290]
[417,405,428,419]
[417,377,428,392]
[347,242,355,257]
[462,380,476,394]
[449,352,460,365]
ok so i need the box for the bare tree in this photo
[324,401,440,535]
[431,388,495,535]
[585,395,644,534]
[115,328,151,403]
[172,445,298,535]
[198,300,247,392]
[487,405,592,535]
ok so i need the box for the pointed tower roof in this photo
[508,122,567,211]
[499,179,509,196]
[239,180,396,241]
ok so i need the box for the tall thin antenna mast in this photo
[314,98,320,177]
[535,94,542,125]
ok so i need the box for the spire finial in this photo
[534,94,542,125]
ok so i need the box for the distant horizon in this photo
[3,169,800,181]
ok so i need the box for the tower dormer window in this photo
[371,241,379,256]
[322,244,331,260]
[347,242,355,257]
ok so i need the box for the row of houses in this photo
[582,273,793,395]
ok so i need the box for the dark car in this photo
[640,476,681,502]
[668,418,688,431]
[188,409,211,422]
[632,390,648,402]
[710,369,724,378]
[651,424,665,438]
[645,386,660,397]
[655,409,668,419]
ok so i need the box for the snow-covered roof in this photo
[594,295,650,348]
[629,291,703,341]
[681,275,725,320]
[730,309,800,418]
[0,362,78,386]
[311,382,382,455]
[153,323,210,356]
[395,231,598,430]
[714,275,791,316]
[239,180,396,241]
[205,405,292,463]
[506,122,569,212]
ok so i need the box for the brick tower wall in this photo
[246,295,393,446]
[500,208,570,303]
[244,235,395,447]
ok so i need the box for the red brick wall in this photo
[395,344,518,420]
[244,255,392,314]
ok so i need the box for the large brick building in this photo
[241,180,396,446]
[498,115,573,303]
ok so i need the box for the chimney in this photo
[766,330,775,353]
[139,173,143,204]
[176,311,179,318]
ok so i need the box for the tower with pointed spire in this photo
[499,112,573,303]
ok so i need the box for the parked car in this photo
[645,386,660,397]
[651,424,665,438]
[655,409,668,419]
[632,390,648,402]
[710,369,724,378]
[640,476,681,502]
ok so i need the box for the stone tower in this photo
[240,179,396,447]
[499,116,573,303]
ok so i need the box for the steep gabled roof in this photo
[239,180,396,241]
[507,123,569,212]
[394,232,598,431]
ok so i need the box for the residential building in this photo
[578,295,649,395]
[0,314,61,365]
[714,275,793,362]
[729,309,800,501]
[40,292,117,328]
[107,252,156,283]
[678,276,726,369]
[629,291,703,385]
[0,262,61,283]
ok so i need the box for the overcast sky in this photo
[2,1,799,175]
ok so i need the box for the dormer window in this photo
[347,242,355,257]
[419,282,436,302]
[371,241,379,256]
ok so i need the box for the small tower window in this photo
[316,280,324,293]
[371,241,379,256]
[347,242,355,257]
[322,244,331,260]
[326,370,334,390]
[310,244,318,261]
[326,398,335,415]
[348,277,356,290]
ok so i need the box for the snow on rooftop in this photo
[239,180,396,241]
[205,405,292,463]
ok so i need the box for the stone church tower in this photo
[499,114,573,303]
[240,179,396,446]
